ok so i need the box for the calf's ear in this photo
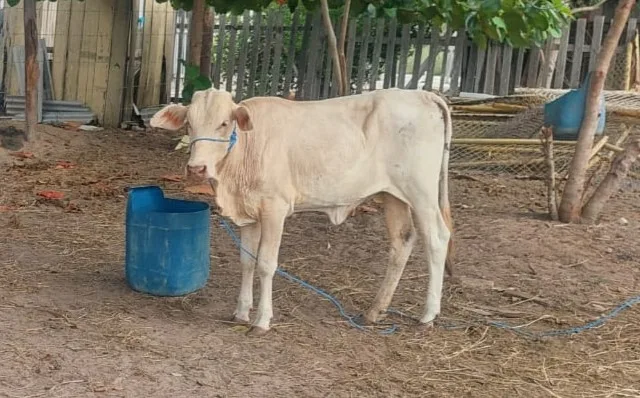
[232,106,253,131]
[150,104,188,131]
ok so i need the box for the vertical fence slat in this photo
[104,0,131,126]
[270,11,285,96]
[369,18,385,91]
[537,38,554,87]
[397,24,410,88]
[569,18,587,88]
[472,46,486,92]
[52,0,71,100]
[163,8,177,103]
[235,10,251,102]
[526,46,541,87]
[246,12,261,97]
[498,46,513,96]
[283,9,300,97]
[224,14,238,93]
[321,34,331,98]
[258,11,275,96]
[313,28,326,99]
[355,17,371,94]
[383,17,397,89]
[462,45,477,92]
[303,12,322,99]
[345,19,357,94]
[91,0,115,118]
[514,48,525,88]
[553,26,570,88]
[174,10,186,99]
[213,13,226,89]
[408,24,426,89]
[588,16,605,72]
[296,11,314,99]
[439,27,452,92]
[77,0,99,104]
[483,42,498,94]
[448,31,465,95]
[424,28,440,90]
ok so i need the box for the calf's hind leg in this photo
[364,194,416,324]
[232,222,261,324]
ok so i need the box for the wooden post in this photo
[540,127,559,221]
[188,0,204,68]
[24,0,39,140]
[200,6,214,78]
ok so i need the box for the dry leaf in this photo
[36,190,65,200]
[161,174,183,182]
[10,151,34,159]
[184,184,215,196]
[55,160,76,169]
[0,205,16,212]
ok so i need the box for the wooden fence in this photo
[172,11,640,103]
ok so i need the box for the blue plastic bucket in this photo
[544,72,606,141]
[125,185,211,296]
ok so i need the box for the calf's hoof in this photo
[246,326,269,337]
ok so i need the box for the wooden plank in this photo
[140,0,168,106]
[258,11,275,96]
[163,6,177,103]
[525,46,541,87]
[514,48,525,88]
[472,46,486,92]
[589,16,605,72]
[224,14,238,93]
[282,9,300,97]
[355,16,372,93]
[461,44,477,92]
[235,10,251,102]
[174,10,186,99]
[483,42,498,94]
[537,38,554,87]
[407,24,426,89]
[369,18,385,91]
[270,10,285,96]
[213,13,226,89]
[104,0,132,126]
[569,18,587,88]
[553,26,570,88]
[314,22,328,99]
[78,0,100,104]
[498,46,513,96]
[396,24,411,88]
[52,0,71,100]
[625,18,637,44]
[424,28,442,90]
[344,19,357,94]
[137,0,153,104]
[303,12,322,99]
[448,31,466,95]
[383,17,397,88]
[63,0,85,100]
[122,0,140,121]
[4,4,25,96]
[246,12,261,98]
[439,27,452,92]
[295,11,314,99]
[90,0,115,120]
[321,33,331,98]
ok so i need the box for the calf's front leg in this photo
[232,222,261,324]
[249,207,287,335]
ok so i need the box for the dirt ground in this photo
[1,122,639,398]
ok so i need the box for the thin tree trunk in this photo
[200,6,214,78]
[540,127,559,221]
[337,0,351,95]
[24,0,38,141]
[320,0,343,96]
[558,0,636,223]
[188,0,205,67]
[582,138,640,223]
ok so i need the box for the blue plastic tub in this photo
[544,72,606,141]
[125,185,211,296]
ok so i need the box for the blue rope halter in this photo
[189,122,238,153]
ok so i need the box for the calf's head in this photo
[149,88,253,180]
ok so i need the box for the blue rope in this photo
[189,123,237,152]
[217,217,640,339]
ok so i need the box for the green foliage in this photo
[160,0,573,49]
[180,60,212,104]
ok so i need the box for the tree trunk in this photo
[541,127,559,221]
[558,0,636,223]
[200,6,214,78]
[581,139,640,223]
[337,0,351,95]
[24,0,39,141]
[320,0,343,96]
[188,0,205,68]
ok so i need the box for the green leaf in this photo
[491,16,506,31]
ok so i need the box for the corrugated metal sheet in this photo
[4,95,95,123]
[139,105,166,126]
